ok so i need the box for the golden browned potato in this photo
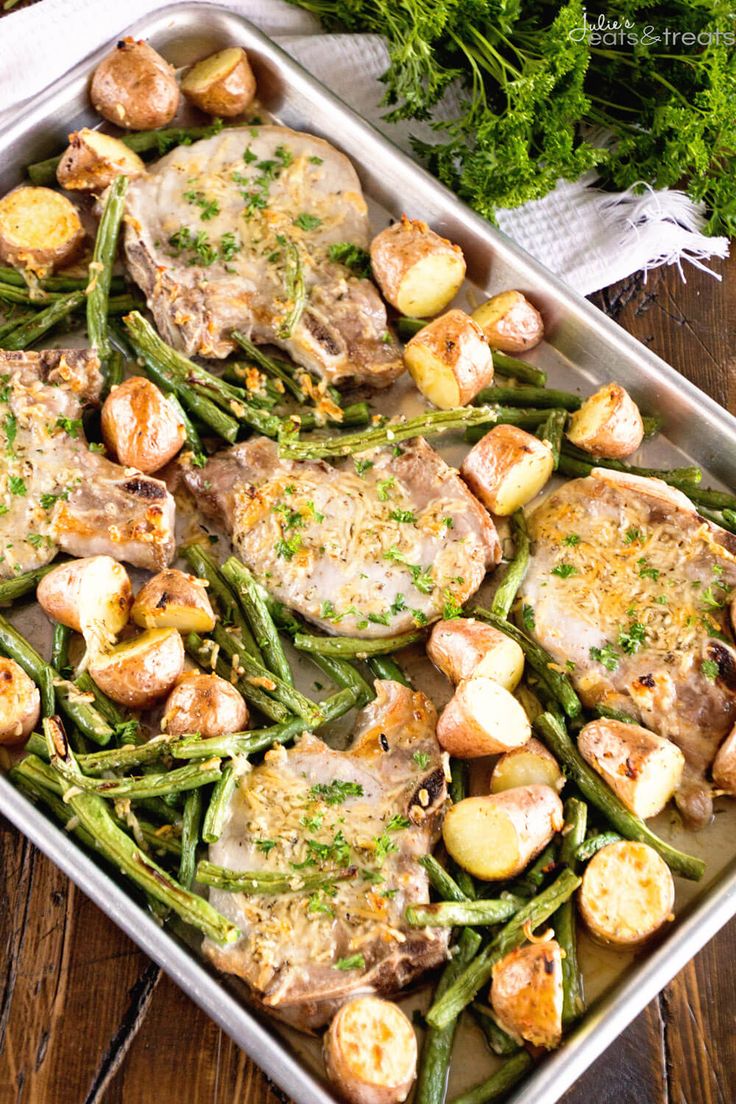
[403,309,493,410]
[491,738,564,794]
[90,38,179,130]
[370,216,466,318]
[461,424,554,515]
[323,996,417,1104]
[472,290,544,354]
[578,718,684,819]
[101,376,186,473]
[427,617,524,690]
[442,786,563,881]
[36,555,132,656]
[56,128,146,192]
[131,568,216,633]
[436,676,531,758]
[181,47,256,117]
[566,382,643,459]
[0,187,84,274]
[89,627,184,708]
[162,672,248,737]
[578,840,675,946]
[713,724,736,794]
[491,940,563,1049]
[0,657,40,746]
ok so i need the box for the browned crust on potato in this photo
[90,38,179,130]
[566,382,644,460]
[473,290,544,354]
[162,672,248,737]
[0,187,85,274]
[101,376,186,473]
[460,424,553,513]
[370,215,466,315]
[56,129,146,192]
[181,47,256,117]
[404,309,493,406]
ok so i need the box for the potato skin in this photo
[566,382,643,459]
[0,187,84,273]
[90,38,179,130]
[0,657,41,746]
[101,376,186,473]
[472,290,544,354]
[131,568,216,633]
[181,47,256,116]
[404,309,493,409]
[324,996,417,1104]
[370,215,466,318]
[427,617,523,689]
[56,129,146,192]
[436,675,531,758]
[162,672,248,737]
[578,840,674,946]
[89,627,185,708]
[461,424,554,515]
[36,555,132,642]
[577,718,684,819]
[491,737,564,794]
[713,724,736,794]
[491,940,563,1049]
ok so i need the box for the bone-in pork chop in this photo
[0,350,176,575]
[204,679,449,1030]
[520,469,736,824]
[124,126,403,387]
[180,436,500,636]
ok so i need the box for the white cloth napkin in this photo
[0,0,729,295]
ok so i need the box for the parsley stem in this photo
[293,630,424,657]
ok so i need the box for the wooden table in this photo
[1,5,735,1095]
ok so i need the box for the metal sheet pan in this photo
[2,5,736,1102]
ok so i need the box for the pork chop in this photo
[521,469,736,824]
[124,126,403,387]
[180,435,500,636]
[204,679,449,1030]
[0,350,176,575]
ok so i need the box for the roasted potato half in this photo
[472,290,544,354]
[324,995,417,1104]
[36,555,132,656]
[89,627,185,708]
[491,738,564,794]
[713,724,736,794]
[0,186,84,274]
[403,309,493,410]
[491,940,563,1049]
[131,568,216,634]
[436,676,531,758]
[56,129,146,192]
[162,672,248,737]
[427,617,524,690]
[443,786,563,881]
[0,657,41,746]
[578,840,674,946]
[461,424,554,515]
[181,47,256,116]
[370,216,466,319]
[101,376,186,473]
[577,718,684,819]
[566,382,643,459]
[90,38,179,130]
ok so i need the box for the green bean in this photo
[100,348,125,402]
[557,796,587,1028]
[0,266,126,294]
[534,712,704,880]
[50,623,71,674]
[558,448,703,489]
[448,759,477,899]
[575,831,623,862]
[178,790,203,889]
[491,351,547,387]
[73,670,138,736]
[131,796,184,827]
[366,655,411,687]
[51,753,222,799]
[196,859,356,894]
[213,623,321,723]
[293,630,424,657]
[202,761,238,844]
[181,544,260,657]
[463,408,551,443]
[232,330,306,403]
[475,385,579,410]
[490,511,529,619]
[2,291,84,350]
[471,1004,521,1057]
[425,869,581,1030]
[0,562,59,605]
[294,402,373,430]
[537,407,567,469]
[418,855,469,904]
[139,822,182,858]
[449,1051,533,1104]
[723,509,736,530]
[593,704,637,724]
[414,928,483,1104]
[87,176,128,359]
[0,311,35,341]
[184,632,288,723]
[406,896,524,928]
[509,840,558,897]
[10,764,96,849]
[78,733,178,775]
[166,392,208,468]
[472,608,582,719]
[0,613,55,714]
[54,679,115,746]
[280,405,504,460]
[42,717,239,944]
[276,238,307,339]
[677,483,736,512]
[696,506,736,532]
[221,558,294,686]
[395,316,426,340]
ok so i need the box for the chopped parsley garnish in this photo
[702,659,719,682]
[307,893,335,917]
[293,212,322,231]
[373,831,399,866]
[390,508,416,524]
[40,490,68,510]
[242,146,258,164]
[442,591,463,619]
[624,527,644,544]
[336,954,365,971]
[390,593,407,614]
[376,477,395,500]
[183,188,220,221]
[26,533,46,548]
[308,155,324,165]
[275,534,302,560]
[521,604,536,632]
[309,779,365,805]
[220,231,242,261]
[168,227,218,266]
[654,594,669,605]
[321,600,337,620]
[354,458,374,476]
[55,416,82,439]
[367,610,391,626]
[617,619,647,655]
[3,413,17,455]
[411,608,429,626]
[328,242,372,277]
[589,643,620,671]
[562,533,580,546]
[88,442,106,454]
[255,839,277,854]
[301,813,324,832]
[551,562,577,578]
[413,751,430,769]
[700,585,725,612]
[8,476,26,497]
[637,557,660,581]
[385,814,410,832]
